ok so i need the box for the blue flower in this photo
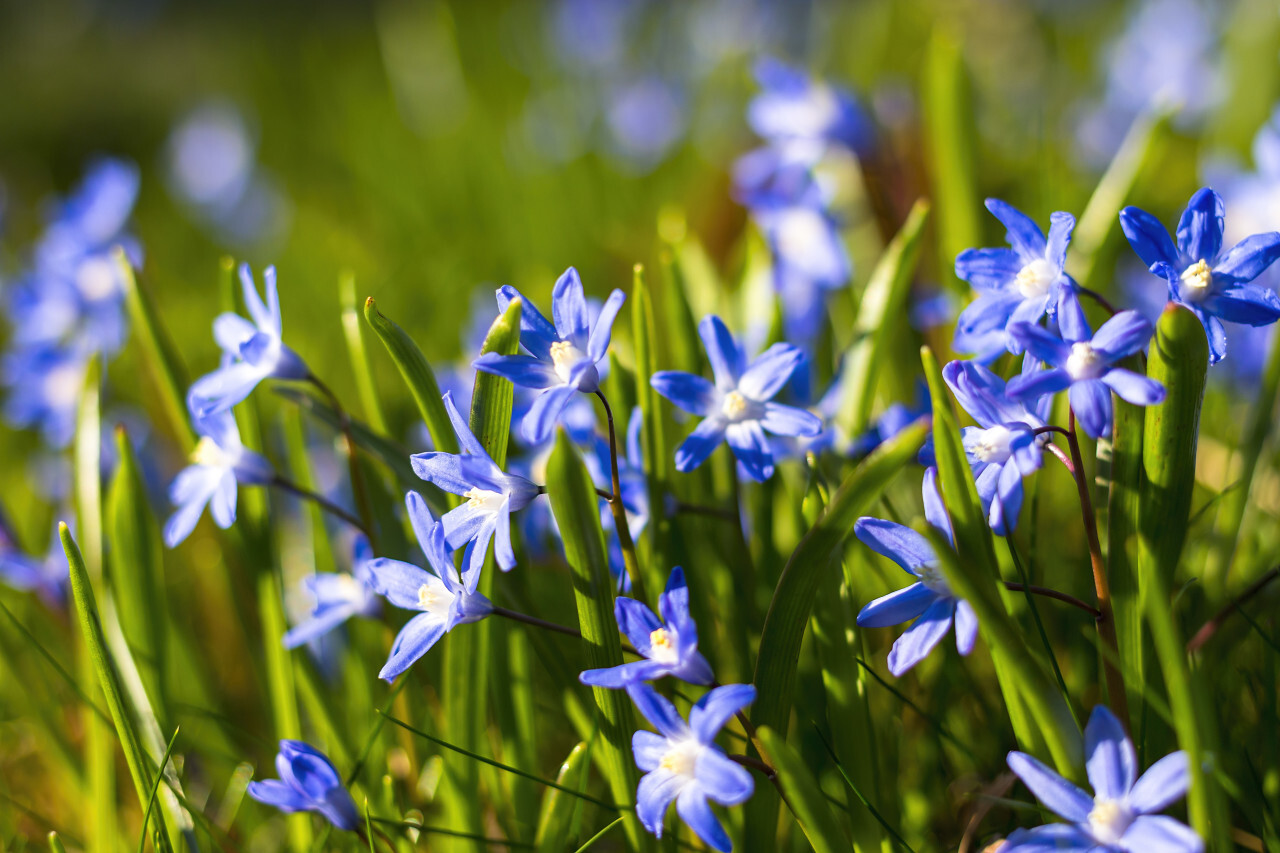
[282,536,381,649]
[855,468,978,676]
[472,268,625,444]
[1,345,87,448]
[1004,705,1200,852]
[753,198,852,343]
[627,682,756,852]
[164,411,274,547]
[953,200,1079,360]
[1007,303,1165,440]
[0,517,67,607]
[941,360,1048,535]
[849,384,931,459]
[187,264,309,417]
[581,566,712,688]
[650,316,822,482]
[364,491,493,681]
[1120,187,1280,364]
[247,740,359,831]
[411,391,539,580]
[747,58,872,157]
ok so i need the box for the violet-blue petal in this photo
[551,267,591,344]
[1175,187,1224,263]
[985,198,1047,260]
[364,558,433,610]
[587,289,627,363]
[921,467,954,545]
[580,658,671,688]
[954,599,978,655]
[498,284,557,360]
[632,730,668,772]
[954,247,1023,290]
[676,785,732,852]
[471,353,561,389]
[1127,751,1191,814]
[689,683,755,744]
[1091,310,1155,360]
[1119,815,1204,853]
[991,461,1023,535]
[1120,206,1180,270]
[724,420,774,482]
[1002,824,1095,851]
[1045,211,1075,269]
[1084,704,1137,800]
[1102,369,1166,406]
[738,343,804,400]
[1007,322,1073,365]
[1069,379,1113,439]
[698,316,743,390]
[247,779,307,812]
[616,596,663,653]
[522,384,578,445]
[626,683,689,739]
[856,582,939,628]
[1202,283,1280,325]
[695,749,754,805]
[651,371,717,416]
[886,596,954,676]
[636,768,684,837]
[853,518,934,573]
[379,612,449,681]
[1213,232,1280,284]
[1006,751,1094,822]
[410,452,474,496]
[674,418,726,473]
[1007,367,1073,403]
[1055,288,1092,344]
[759,402,822,437]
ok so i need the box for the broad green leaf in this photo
[535,741,591,853]
[340,271,390,435]
[443,298,521,851]
[921,346,1083,777]
[837,198,931,435]
[546,430,647,851]
[756,727,851,853]
[364,295,459,455]
[922,28,979,289]
[61,525,174,851]
[116,248,195,451]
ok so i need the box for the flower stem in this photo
[307,375,378,551]
[1066,410,1130,730]
[270,475,369,536]
[594,390,643,600]
[491,605,640,657]
[1000,581,1101,618]
[1186,566,1280,654]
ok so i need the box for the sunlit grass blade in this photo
[571,816,624,853]
[443,297,520,851]
[755,726,850,853]
[921,346,1082,777]
[258,566,310,851]
[923,28,979,291]
[836,198,930,436]
[546,429,648,851]
[535,741,592,853]
[496,627,540,836]
[61,524,174,851]
[116,247,195,451]
[273,386,419,489]
[137,727,181,853]
[341,271,390,435]
[631,264,671,592]
[364,295,459,454]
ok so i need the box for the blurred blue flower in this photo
[954,200,1079,360]
[581,566,712,688]
[941,360,1048,535]
[754,199,852,342]
[848,389,931,459]
[473,268,625,444]
[1,345,87,448]
[247,740,359,831]
[164,411,274,548]
[626,682,756,851]
[282,535,381,649]
[855,468,978,677]
[1121,187,1280,364]
[411,391,538,580]
[769,369,848,462]
[651,315,821,482]
[605,76,687,171]
[188,264,309,417]
[365,491,493,681]
[1007,301,1165,440]
[1004,705,1200,852]
[748,58,872,157]
[0,515,67,607]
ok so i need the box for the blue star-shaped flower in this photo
[1004,705,1201,852]
[472,267,625,445]
[580,566,712,688]
[753,197,852,343]
[855,468,979,676]
[411,390,539,580]
[187,264,309,417]
[626,682,756,852]
[364,491,493,681]
[282,535,381,649]
[1120,186,1280,364]
[164,410,274,548]
[650,315,822,482]
[954,199,1080,360]
[1007,301,1165,440]
[247,740,359,831]
[746,58,872,157]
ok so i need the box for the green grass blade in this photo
[837,199,931,435]
[364,295,459,454]
[272,386,419,488]
[631,264,671,590]
[921,346,1083,777]
[756,727,851,853]
[61,524,174,851]
[922,28,979,290]
[443,297,521,851]
[341,271,390,436]
[534,741,591,853]
[137,728,181,853]
[546,429,647,851]
[116,247,195,451]
[571,817,624,853]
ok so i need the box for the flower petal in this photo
[587,289,627,363]
[738,343,804,400]
[1120,206,1180,270]
[725,420,774,482]
[1120,815,1204,853]
[1044,211,1075,269]
[1127,751,1191,814]
[695,749,754,805]
[676,784,733,852]
[1213,232,1280,284]
[521,385,578,445]
[759,402,822,438]
[365,558,434,610]
[921,467,955,545]
[853,518,934,574]
[698,315,744,390]
[1006,366,1073,404]
[1085,704,1137,800]
[886,596,954,675]
[1176,188,1224,264]
[1006,751,1094,822]
[616,596,664,653]
[651,371,717,416]
[1007,322,1073,366]
[378,612,449,681]
[636,768,685,837]
[1002,824,1096,851]
[954,247,1023,290]
[1102,369,1165,406]
[626,683,689,739]
[499,284,557,360]
[856,582,939,628]
[986,198,1047,260]
[954,599,978,655]
[632,729,668,772]
[690,683,756,745]
[1202,283,1280,326]
[472,353,561,389]
[675,417,727,472]
[1091,311,1155,360]
[1069,379,1113,439]
[247,779,308,813]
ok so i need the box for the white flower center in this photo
[917,561,952,596]
[463,488,505,512]
[774,207,829,259]
[43,363,84,409]
[1015,258,1057,299]
[648,627,680,664]
[1087,799,1134,845]
[659,738,702,779]
[191,436,234,469]
[1180,259,1213,300]
[76,255,120,302]
[336,573,362,600]
[972,425,1014,464]
[721,390,751,421]
[1066,342,1104,380]
[417,579,454,612]
[550,340,586,383]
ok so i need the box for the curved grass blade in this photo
[923,28,979,290]
[535,741,592,853]
[571,817,624,853]
[364,296,458,454]
[756,726,851,853]
[340,272,390,435]
[137,728,181,853]
[62,524,174,851]
[546,430,648,851]
[632,264,672,589]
